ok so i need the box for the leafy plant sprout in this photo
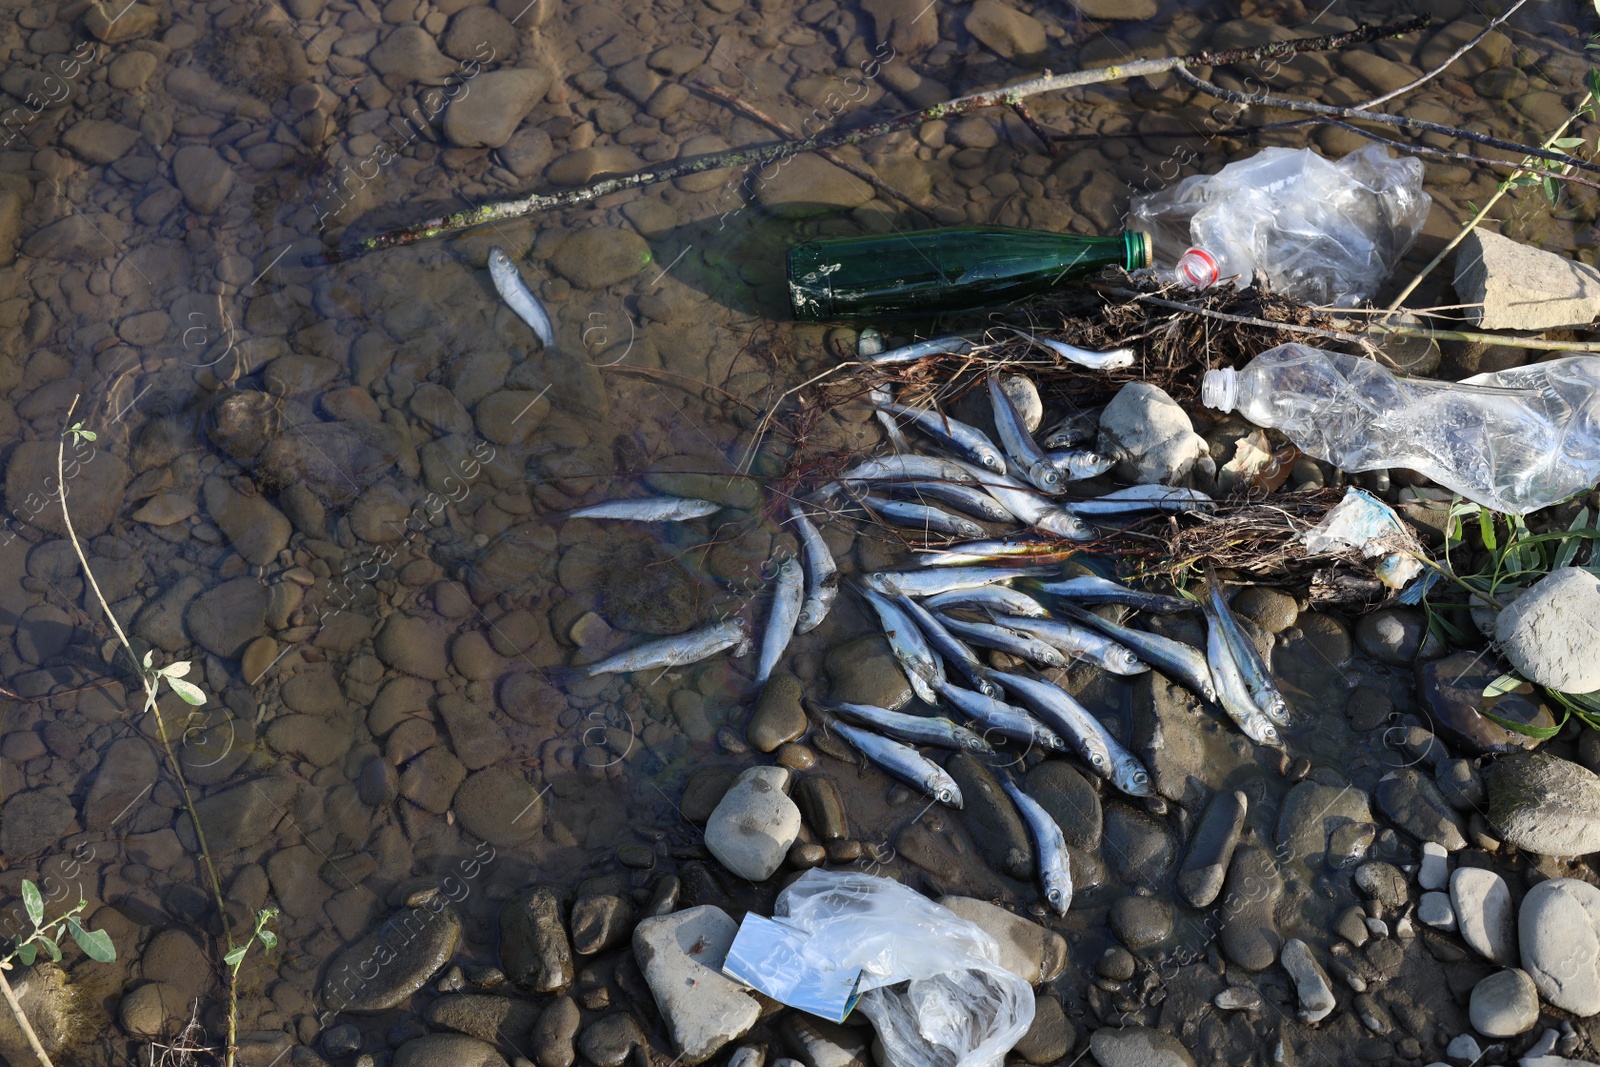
[225,909,279,977]
[0,879,117,1067]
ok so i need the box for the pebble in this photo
[1214,986,1262,1011]
[1355,862,1409,910]
[1280,939,1336,1023]
[1102,803,1175,884]
[21,214,119,262]
[369,24,458,79]
[549,227,654,290]
[86,1,158,40]
[577,1013,644,1067]
[499,887,573,994]
[964,0,1047,60]
[1468,968,1540,1037]
[1177,789,1246,908]
[444,67,554,148]
[1494,566,1600,690]
[1450,867,1516,966]
[1354,608,1426,666]
[202,476,291,567]
[108,51,159,90]
[1218,846,1284,971]
[1087,1026,1197,1067]
[172,145,233,214]
[704,766,800,881]
[937,896,1066,984]
[393,1034,509,1067]
[1445,1033,1481,1063]
[1231,587,1299,633]
[1418,892,1456,930]
[533,997,580,1067]
[1418,841,1449,890]
[825,636,913,709]
[547,146,644,187]
[1486,752,1600,856]
[794,775,848,841]
[62,119,141,164]
[1335,906,1370,948]
[748,674,807,752]
[633,906,758,1065]
[1419,652,1551,754]
[425,994,541,1047]
[320,905,462,1012]
[1435,759,1485,812]
[949,751,1034,880]
[1376,769,1468,851]
[752,153,873,218]
[570,894,635,956]
[1025,760,1102,852]
[1109,895,1172,950]
[1276,780,1372,867]
[1013,992,1075,1063]
[1518,877,1600,1016]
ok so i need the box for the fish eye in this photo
[1134,771,1149,785]
[1092,753,1106,767]
[1047,888,1062,904]
[938,788,952,803]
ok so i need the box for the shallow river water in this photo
[0,0,1598,1063]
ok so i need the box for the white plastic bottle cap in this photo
[1201,367,1237,412]
[1176,247,1219,289]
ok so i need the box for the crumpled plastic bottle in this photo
[1203,343,1600,515]
[1129,145,1432,307]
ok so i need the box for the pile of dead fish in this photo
[549,331,1299,917]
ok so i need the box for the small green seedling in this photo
[224,908,279,975]
[1,880,116,970]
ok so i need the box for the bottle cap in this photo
[1127,231,1152,272]
[1176,247,1219,289]
[1201,367,1237,412]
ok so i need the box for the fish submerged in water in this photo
[1000,774,1074,915]
[829,718,964,808]
[788,504,838,635]
[569,496,721,522]
[756,557,805,686]
[579,617,750,677]
[487,247,556,347]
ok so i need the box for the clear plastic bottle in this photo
[1202,344,1600,514]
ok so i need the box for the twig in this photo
[0,969,53,1067]
[1385,108,1588,312]
[1171,66,1600,178]
[1353,0,1532,111]
[304,16,1430,265]
[1323,120,1600,194]
[690,80,938,220]
[1008,100,1056,156]
[1097,286,1374,347]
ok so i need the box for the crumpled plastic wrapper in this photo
[1302,487,1426,590]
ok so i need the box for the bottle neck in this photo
[1201,367,1238,412]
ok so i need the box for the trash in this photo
[1129,144,1430,307]
[722,870,1034,1067]
[786,226,1150,321]
[1301,488,1425,590]
[1203,344,1600,515]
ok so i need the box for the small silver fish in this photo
[990,671,1113,780]
[831,719,964,807]
[1031,575,1194,614]
[1043,408,1101,449]
[1000,775,1074,915]
[894,591,1001,698]
[868,384,911,454]
[582,618,749,676]
[993,671,1154,797]
[788,504,838,635]
[868,335,975,365]
[923,586,1050,619]
[936,616,1069,669]
[1205,572,1291,728]
[934,677,1066,752]
[913,539,1077,568]
[756,558,804,686]
[988,371,1060,494]
[863,567,1038,598]
[826,700,992,752]
[1011,329,1136,371]
[993,615,1149,675]
[862,496,986,540]
[953,463,1095,541]
[833,454,979,487]
[886,481,1015,523]
[875,400,1006,474]
[1200,596,1284,749]
[859,586,943,704]
[487,247,556,347]
[1045,449,1116,481]
[1053,601,1217,703]
[570,496,721,522]
[1070,485,1215,515]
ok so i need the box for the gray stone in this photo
[549,228,653,290]
[948,751,1033,880]
[1102,803,1174,884]
[1436,759,1485,811]
[1013,992,1074,1063]
[1487,751,1600,856]
[172,145,233,214]
[394,1033,509,1067]
[62,119,140,163]
[202,475,291,566]
[577,1013,645,1067]
[1419,841,1449,890]
[1072,0,1157,18]
[186,576,269,658]
[437,696,512,771]
[633,906,758,1065]
[1178,789,1246,908]
[1354,608,1425,666]
[425,994,541,1047]
[704,766,800,881]
[7,440,130,537]
[826,635,912,709]
[1218,846,1282,971]
[1377,769,1468,851]
[1275,780,1373,867]
[1355,862,1409,910]
[191,777,293,850]
[1213,985,1262,1011]
[1132,670,1209,805]
[1419,651,1552,754]
[1087,1026,1196,1067]
[1497,567,1600,691]
[442,66,552,145]
[453,766,542,847]
[1445,1033,1481,1063]
[1468,968,1539,1037]
[0,787,72,859]
[1518,877,1600,1016]
[748,674,807,752]
[1418,891,1455,930]
[1280,939,1336,1023]
[369,24,458,80]
[321,905,463,1012]
[116,980,184,1042]
[570,894,634,956]
[1455,229,1600,331]
[1451,867,1516,966]
[533,996,580,1067]
[500,887,572,994]
[1109,895,1172,949]
[964,0,1046,60]
[936,896,1066,984]
[83,737,158,830]
[22,215,120,261]
[753,154,873,218]
[794,775,848,841]
[1097,382,1209,485]
[1024,761,1100,851]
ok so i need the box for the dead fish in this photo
[488,247,556,347]
[933,677,1067,752]
[885,480,1015,523]
[570,496,721,522]
[1000,774,1074,915]
[756,558,804,686]
[1043,408,1101,449]
[922,586,1050,619]
[989,371,1061,493]
[821,699,992,752]
[952,462,1094,541]
[788,504,838,635]
[1045,448,1116,481]
[867,335,975,365]
[875,400,1006,474]
[991,615,1149,675]
[936,615,1069,670]
[829,718,964,807]
[862,566,1041,598]
[1070,485,1215,515]
[579,617,749,677]
[861,496,986,540]
[913,539,1078,567]
[868,384,911,453]
[1011,328,1136,371]
[1030,574,1194,614]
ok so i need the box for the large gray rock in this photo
[500,887,573,994]
[1451,867,1516,966]
[633,906,758,1065]
[1519,877,1600,1017]
[1468,968,1539,1037]
[1178,790,1246,909]
[1455,228,1600,330]
[1280,939,1335,1023]
[1487,751,1600,856]
[321,905,462,1012]
[1087,1026,1196,1067]
[1097,382,1210,485]
[704,766,800,881]
[443,68,553,148]
[1495,567,1600,691]
[936,896,1066,984]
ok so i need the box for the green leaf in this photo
[17,943,36,966]
[141,649,153,669]
[21,882,43,928]
[1483,672,1524,698]
[1479,509,1498,552]
[1544,175,1560,205]
[224,946,248,969]
[166,677,206,705]
[67,919,115,963]
[258,929,277,951]
[37,936,60,963]
[1482,704,1567,740]
[160,661,191,678]
[1552,136,1587,149]
[1589,68,1600,102]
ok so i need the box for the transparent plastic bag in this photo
[1204,344,1600,514]
[769,870,1034,1067]
[1128,145,1431,307]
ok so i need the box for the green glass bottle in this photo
[786,226,1151,321]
